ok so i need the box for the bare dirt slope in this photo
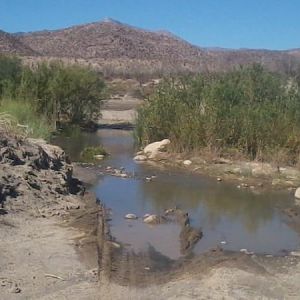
[98,94,143,127]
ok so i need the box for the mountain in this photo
[1,19,300,76]
[0,30,36,56]
[17,19,204,62]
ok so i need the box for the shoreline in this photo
[2,135,300,299]
[135,148,300,191]
[0,135,100,299]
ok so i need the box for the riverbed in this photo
[53,128,300,259]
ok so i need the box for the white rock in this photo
[94,154,104,160]
[143,214,160,224]
[134,155,147,161]
[143,139,170,159]
[143,214,151,218]
[290,251,300,257]
[107,241,121,248]
[183,160,192,166]
[125,214,138,220]
[295,187,300,199]
[240,248,253,255]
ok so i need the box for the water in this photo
[53,128,300,259]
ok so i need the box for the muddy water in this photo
[53,128,300,259]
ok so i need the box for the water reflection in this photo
[52,128,300,257]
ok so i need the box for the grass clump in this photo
[0,98,52,139]
[80,146,108,162]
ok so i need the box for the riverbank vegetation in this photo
[0,55,105,139]
[136,64,300,165]
[80,146,108,162]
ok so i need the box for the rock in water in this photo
[295,187,300,199]
[125,213,138,220]
[143,214,160,224]
[179,225,203,253]
[133,155,147,161]
[143,139,170,159]
[94,154,104,160]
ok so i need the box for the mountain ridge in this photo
[1,19,300,76]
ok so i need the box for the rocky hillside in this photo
[18,20,204,62]
[1,19,300,75]
[0,30,36,56]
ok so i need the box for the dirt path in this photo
[0,204,99,299]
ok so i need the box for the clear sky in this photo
[0,0,299,50]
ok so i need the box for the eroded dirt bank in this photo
[0,136,100,299]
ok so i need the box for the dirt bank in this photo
[0,135,100,299]
[135,143,300,191]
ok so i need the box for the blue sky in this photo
[0,0,299,50]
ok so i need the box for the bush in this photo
[80,146,108,162]
[0,55,106,135]
[136,65,300,165]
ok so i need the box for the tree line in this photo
[0,55,105,137]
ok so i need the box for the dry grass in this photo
[0,112,27,138]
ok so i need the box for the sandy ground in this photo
[0,190,102,300]
[98,96,143,126]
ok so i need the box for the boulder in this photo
[124,213,138,220]
[143,214,160,224]
[143,139,170,159]
[133,155,147,161]
[295,187,300,199]
[183,160,192,166]
[27,139,67,171]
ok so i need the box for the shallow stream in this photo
[53,128,300,259]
